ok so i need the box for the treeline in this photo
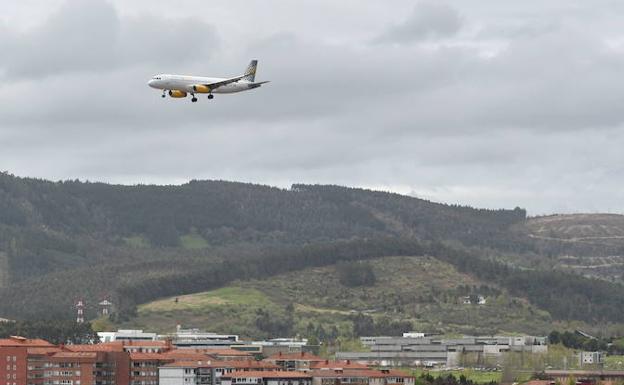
[351,313,412,336]
[548,330,624,354]
[0,320,97,344]
[548,331,608,351]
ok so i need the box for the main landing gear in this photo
[191,93,198,103]
[207,94,214,100]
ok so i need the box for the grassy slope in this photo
[114,256,555,337]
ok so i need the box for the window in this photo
[12,366,15,371]
[5,357,9,362]
[12,357,16,362]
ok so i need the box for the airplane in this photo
[147,60,269,102]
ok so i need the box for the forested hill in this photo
[0,174,526,246]
[1,171,624,328]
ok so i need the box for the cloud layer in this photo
[1,0,623,214]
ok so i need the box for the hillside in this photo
[523,214,624,281]
[527,214,624,244]
[116,256,555,338]
[1,172,624,333]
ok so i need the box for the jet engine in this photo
[192,85,211,93]
[168,90,187,98]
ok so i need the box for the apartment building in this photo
[158,359,279,385]
[220,371,312,385]
[310,369,415,385]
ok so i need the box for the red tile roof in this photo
[220,360,280,369]
[0,337,55,347]
[66,342,125,352]
[308,370,375,378]
[225,371,312,379]
[162,352,212,361]
[308,369,411,379]
[266,352,324,361]
[51,352,98,359]
[367,370,413,378]
[129,352,174,361]
[161,360,215,368]
[205,348,253,357]
[310,360,371,370]
[161,359,279,370]
[27,347,63,355]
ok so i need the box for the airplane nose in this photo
[148,79,155,88]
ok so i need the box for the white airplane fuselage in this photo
[148,74,260,94]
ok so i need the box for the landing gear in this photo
[207,94,214,100]
[191,93,198,103]
[161,90,166,98]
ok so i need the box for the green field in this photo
[179,233,210,249]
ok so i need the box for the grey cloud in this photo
[1,0,624,214]
[376,1,462,44]
[0,0,218,79]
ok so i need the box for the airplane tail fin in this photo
[242,60,258,82]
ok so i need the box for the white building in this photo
[402,333,425,338]
[160,361,213,385]
[579,352,605,366]
[98,329,158,342]
[167,328,239,348]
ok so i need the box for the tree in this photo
[337,261,376,287]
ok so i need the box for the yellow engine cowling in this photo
[192,85,211,93]
[168,90,187,98]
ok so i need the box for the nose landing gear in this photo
[191,93,198,103]
[161,90,166,98]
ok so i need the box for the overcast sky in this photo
[1,0,623,214]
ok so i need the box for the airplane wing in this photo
[202,74,247,90]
